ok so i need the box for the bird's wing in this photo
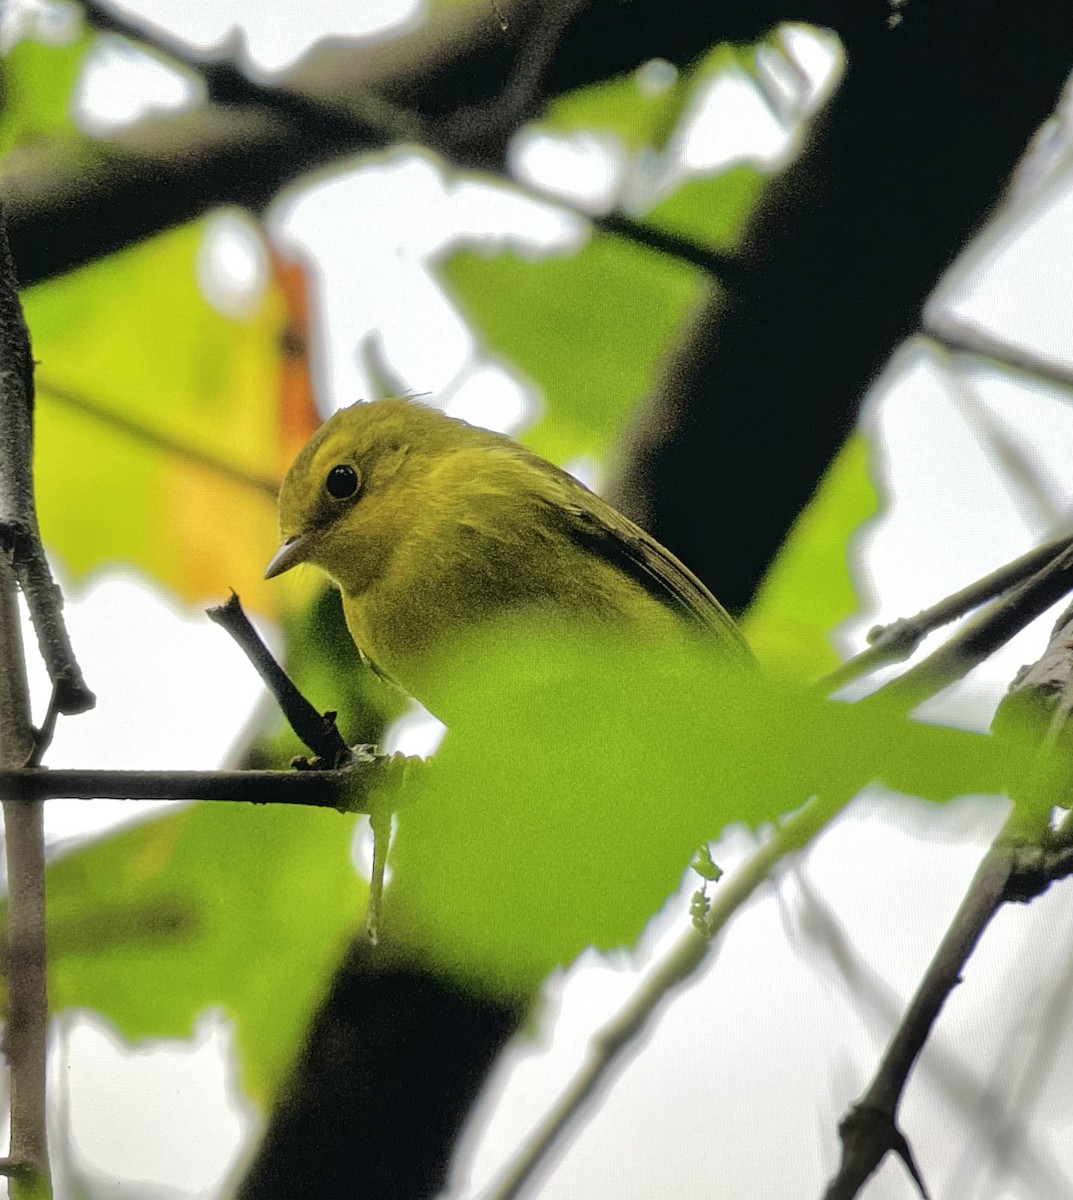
[545,474,752,660]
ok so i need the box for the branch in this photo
[861,538,1073,713]
[821,597,1073,1200]
[0,210,94,718]
[592,213,746,287]
[926,321,1073,399]
[206,590,411,934]
[206,592,354,768]
[488,542,1073,1200]
[821,530,1073,694]
[480,790,850,1200]
[5,0,770,287]
[821,827,1021,1200]
[431,0,591,156]
[0,209,51,1198]
[0,761,401,808]
[82,0,746,297]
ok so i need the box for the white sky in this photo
[5,2,1073,1198]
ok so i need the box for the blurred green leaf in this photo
[643,165,766,251]
[537,44,765,252]
[45,802,363,1105]
[743,434,879,677]
[387,622,1024,993]
[0,33,89,155]
[544,66,686,154]
[23,219,315,617]
[440,233,708,465]
[542,45,740,154]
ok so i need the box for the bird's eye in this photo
[325,464,359,500]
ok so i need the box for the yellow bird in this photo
[266,398,749,942]
[266,397,749,720]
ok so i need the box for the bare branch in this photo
[432,0,590,154]
[862,540,1073,712]
[821,531,1073,694]
[821,597,1073,1200]
[2,0,754,289]
[0,760,400,809]
[0,208,94,718]
[207,592,355,768]
[926,322,1073,399]
[0,214,51,1197]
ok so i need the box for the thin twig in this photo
[433,0,590,152]
[480,791,848,1200]
[22,689,60,770]
[0,760,399,808]
[860,539,1073,713]
[206,592,354,768]
[821,820,1026,1200]
[926,322,1073,400]
[934,347,1068,534]
[820,530,1073,695]
[593,213,747,287]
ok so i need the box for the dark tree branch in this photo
[207,592,354,768]
[612,0,1073,614]
[592,212,747,286]
[10,0,751,294]
[0,762,393,807]
[3,0,789,286]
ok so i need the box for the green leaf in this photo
[439,232,708,465]
[691,845,723,882]
[543,65,686,154]
[743,434,880,677]
[0,33,89,156]
[23,218,304,617]
[541,45,741,155]
[386,622,1025,993]
[44,803,364,1105]
[643,165,766,252]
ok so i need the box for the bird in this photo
[266,397,750,942]
[265,397,749,723]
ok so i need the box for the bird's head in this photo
[265,397,467,592]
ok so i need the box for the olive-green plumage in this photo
[267,398,749,717]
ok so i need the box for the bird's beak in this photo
[264,534,309,580]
